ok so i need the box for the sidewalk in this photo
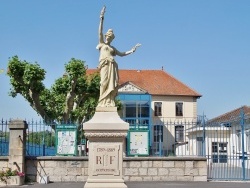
[22,181,250,188]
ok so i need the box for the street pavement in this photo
[13,181,250,188]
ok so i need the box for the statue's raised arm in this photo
[98,6,106,44]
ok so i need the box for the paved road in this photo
[16,181,250,188]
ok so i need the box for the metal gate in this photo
[206,108,250,180]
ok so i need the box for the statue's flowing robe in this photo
[97,43,119,107]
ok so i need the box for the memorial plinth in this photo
[83,107,129,188]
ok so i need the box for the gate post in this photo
[202,113,206,156]
[8,119,28,174]
[240,108,246,180]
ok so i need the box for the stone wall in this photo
[26,156,89,182]
[0,157,8,170]
[25,156,207,182]
[2,119,207,183]
[123,157,207,182]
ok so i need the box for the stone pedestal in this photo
[83,107,129,188]
[8,120,28,174]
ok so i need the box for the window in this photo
[125,103,136,118]
[154,125,163,142]
[125,102,150,118]
[175,125,184,142]
[212,142,218,152]
[212,142,228,163]
[219,143,227,153]
[154,102,162,116]
[140,102,150,117]
[123,100,150,129]
[246,132,250,152]
[176,102,183,116]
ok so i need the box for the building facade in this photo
[116,69,202,156]
[185,106,250,180]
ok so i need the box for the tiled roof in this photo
[87,69,201,97]
[208,105,250,123]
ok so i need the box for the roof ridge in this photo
[209,105,248,121]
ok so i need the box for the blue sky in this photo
[0,0,250,120]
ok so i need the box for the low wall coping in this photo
[26,156,89,161]
[25,156,206,161]
[124,157,207,161]
[0,156,8,161]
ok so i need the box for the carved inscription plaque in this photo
[93,144,120,176]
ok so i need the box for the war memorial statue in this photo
[83,6,140,188]
[97,6,141,108]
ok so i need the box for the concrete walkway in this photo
[20,181,250,188]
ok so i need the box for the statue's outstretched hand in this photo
[132,43,141,52]
[100,6,106,19]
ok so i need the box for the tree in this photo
[27,131,55,147]
[7,56,100,125]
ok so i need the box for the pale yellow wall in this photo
[151,95,199,154]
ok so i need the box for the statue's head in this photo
[105,29,115,42]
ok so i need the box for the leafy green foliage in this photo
[7,56,46,99]
[7,56,100,125]
[27,131,55,147]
